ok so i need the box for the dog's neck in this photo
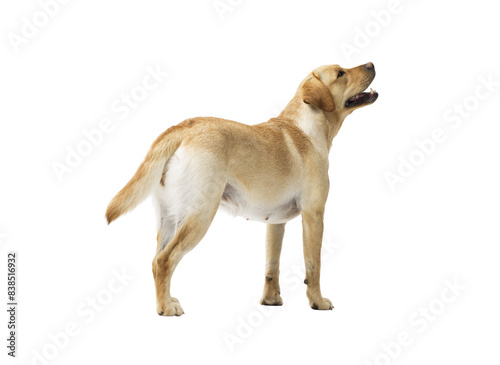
[278,93,347,152]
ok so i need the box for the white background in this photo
[1,0,499,364]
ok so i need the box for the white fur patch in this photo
[219,180,301,224]
[154,145,302,247]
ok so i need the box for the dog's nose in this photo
[365,62,374,70]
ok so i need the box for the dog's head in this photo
[299,63,378,115]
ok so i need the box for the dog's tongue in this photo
[348,88,377,102]
[348,93,367,102]
[345,88,378,108]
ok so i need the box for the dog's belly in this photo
[219,183,301,224]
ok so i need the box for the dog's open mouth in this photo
[345,88,379,108]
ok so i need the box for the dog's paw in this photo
[157,298,184,316]
[260,293,283,306]
[310,297,333,310]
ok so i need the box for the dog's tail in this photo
[105,127,182,224]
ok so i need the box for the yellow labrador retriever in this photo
[106,62,378,316]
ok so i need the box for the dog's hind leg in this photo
[152,170,226,316]
[260,223,285,306]
[153,206,220,316]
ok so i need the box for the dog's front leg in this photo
[260,223,285,306]
[302,210,333,310]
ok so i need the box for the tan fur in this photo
[105,125,182,224]
[106,63,378,315]
[260,223,285,306]
[300,71,336,112]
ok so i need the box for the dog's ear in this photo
[299,70,335,112]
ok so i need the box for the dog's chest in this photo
[219,183,301,224]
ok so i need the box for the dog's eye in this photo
[337,70,345,77]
